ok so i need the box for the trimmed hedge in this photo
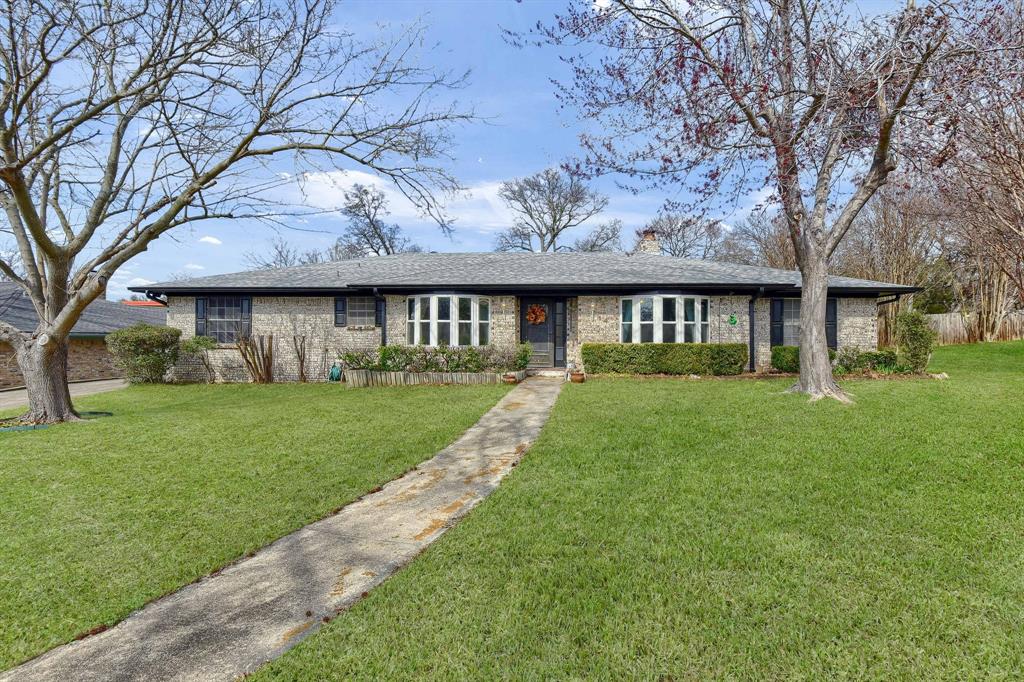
[580,343,747,376]
[341,343,532,373]
[771,345,838,373]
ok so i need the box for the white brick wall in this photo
[165,293,879,380]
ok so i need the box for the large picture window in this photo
[196,295,251,343]
[619,295,710,344]
[406,295,491,346]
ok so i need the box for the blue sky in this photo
[111,0,766,299]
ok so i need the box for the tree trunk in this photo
[789,258,850,402]
[15,337,80,423]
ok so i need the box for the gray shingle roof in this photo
[0,282,167,337]
[132,252,916,294]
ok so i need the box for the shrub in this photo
[858,348,898,372]
[771,345,837,373]
[341,343,532,374]
[579,343,748,376]
[894,310,937,373]
[771,345,800,373]
[106,324,181,383]
[180,335,218,383]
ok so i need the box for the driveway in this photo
[0,379,127,411]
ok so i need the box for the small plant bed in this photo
[771,311,940,379]
[341,343,532,387]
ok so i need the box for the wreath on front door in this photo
[526,304,547,325]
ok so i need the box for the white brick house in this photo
[134,248,912,381]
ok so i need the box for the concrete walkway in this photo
[0,379,127,411]
[2,377,563,682]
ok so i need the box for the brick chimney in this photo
[637,228,661,254]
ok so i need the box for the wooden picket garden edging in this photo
[345,369,527,388]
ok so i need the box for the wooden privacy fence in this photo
[345,369,528,388]
[925,312,1024,345]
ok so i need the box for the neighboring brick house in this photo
[0,283,167,389]
[133,239,913,381]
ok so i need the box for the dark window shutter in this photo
[375,298,385,327]
[825,298,838,350]
[770,298,784,347]
[334,297,347,327]
[195,297,207,337]
[240,296,252,338]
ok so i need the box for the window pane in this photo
[419,321,430,345]
[347,297,375,326]
[662,298,676,322]
[478,322,490,346]
[684,298,696,322]
[458,321,472,346]
[407,298,415,321]
[407,321,415,344]
[684,323,696,343]
[419,297,430,321]
[207,296,243,343]
[640,323,653,343]
[437,321,451,346]
[700,298,709,324]
[783,299,800,346]
[437,297,451,321]
[663,324,676,343]
[458,297,472,321]
[639,298,654,322]
[478,299,490,322]
[621,299,633,323]
[621,323,632,342]
[700,323,709,343]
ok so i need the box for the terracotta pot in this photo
[503,374,519,385]
[569,372,585,383]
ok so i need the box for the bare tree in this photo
[719,211,798,270]
[0,0,470,422]
[245,238,305,270]
[573,219,622,252]
[937,57,1024,310]
[338,184,421,256]
[833,185,944,343]
[541,0,1011,401]
[635,214,723,259]
[494,168,608,252]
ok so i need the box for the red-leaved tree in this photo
[541,0,1017,400]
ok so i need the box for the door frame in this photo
[519,297,567,368]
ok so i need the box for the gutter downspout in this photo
[373,287,386,345]
[749,287,764,373]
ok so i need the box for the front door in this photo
[520,298,566,368]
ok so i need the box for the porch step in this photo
[526,368,568,379]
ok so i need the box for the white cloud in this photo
[294,170,515,232]
[184,263,204,270]
[198,235,222,245]
[127,277,155,287]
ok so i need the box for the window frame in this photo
[619,295,711,344]
[406,294,492,346]
[197,295,251,344]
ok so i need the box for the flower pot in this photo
[569,371,585,383]
[503,373,519,385]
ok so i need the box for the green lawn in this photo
[258,341,1024,680]
[0,382,509,670]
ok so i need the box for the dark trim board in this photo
[133,284,917,298]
